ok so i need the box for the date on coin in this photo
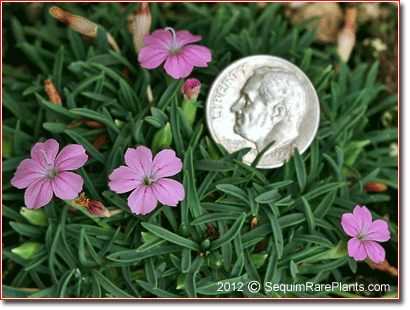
[206,55,320,168]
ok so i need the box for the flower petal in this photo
[363,240,386,264]
[151,149,183,179]
[175,30,202,45]
[353,205,372,232]
[151,178,185,207]
[52,171,84,200]
[11,158,45,189]
[30,139,59,170]
[54,144,88,172]
[138,45,169,69]
[127,184,158,215]
[143,29,173,47]
[24,179,53,209]
[341,213,360,237]
[366,219,391,242]
[164,55,193,79]
[124,146,152,178]
[347,237,367,261]
[180,45,212,67]
[108,166,143,194]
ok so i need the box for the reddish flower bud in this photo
[182,78,201,100]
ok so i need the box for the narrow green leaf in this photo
[294,148,307,193]
[65,129,107,163]
[57,269,76,298]
[209,213,246,251]
[35,93,77,120]
[255,189,280,203]
[301,197,315,234]
[194,160,235,171]
[157,79,182,110]
[216,184,249,205]
[313,190,336,219]
[145,257,157,290]
[141,222,199,251]
[136,280,180,298]
[181,248,192,273]
[52,46,65,93]
[68,27,85,60]
[119,78,138,113]
[263,207,283,258]
[185,255,203,298]
[70,108,120,134]
[190,213,238,226]
[92,270,135,298]
[293,235,334,248]
[43,122,67,133]
[9,222,43,238]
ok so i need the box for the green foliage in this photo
[2,2,398,299]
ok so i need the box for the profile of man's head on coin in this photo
[230,66,307,153]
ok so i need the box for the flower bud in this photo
[181,79,201,127]
[207,254,223,269]
[337,7,357,62]
[20,207,48,227]
[182,78,201,101]
[363,182,388,193]
[151,122,173,153]
[179,224,189,237]
[74,192,122,217]
[134,2,151,54]
[49,6,120,54]
[11,242,43,260]
[44,79,62,106]
[200,239,211,251]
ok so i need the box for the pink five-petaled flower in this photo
[341,205,391,263]
[138,27,212,79]
[108,146,185,215]
[11,139,88,209]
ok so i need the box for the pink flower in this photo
[138,27,212,79]
[182,78,201,100]
[11,139,88,209]
[108,146,185,215]
[341,205,391,263]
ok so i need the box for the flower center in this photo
[144,178,154,186]
[165,27,181,55]
[46,169,58,180]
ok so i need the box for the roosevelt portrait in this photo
[230,66,307,154]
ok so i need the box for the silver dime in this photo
[206,55,320,169]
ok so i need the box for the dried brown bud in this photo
[84,120,106,128]
[75,192,122,218]
[366,258,398,277]
[92,132,108,150]
[363,182,388,193]
[44,79,62,106]
[251,217,258,230]
[49,6,121,54]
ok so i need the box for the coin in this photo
[206,55,320,169]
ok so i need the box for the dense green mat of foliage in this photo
[2,3,398,298]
